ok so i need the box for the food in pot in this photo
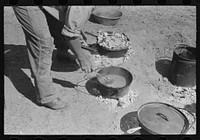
[97,30,131,50]
[99,74,127,88]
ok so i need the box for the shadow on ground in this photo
[155,58,172,78]
[51,51,80,72]
[120,111,150,135]
[85,77,119,98]
[4,44,80,105]
[184,103,196,114]
[53,78,76,88]
[85,77,102,97]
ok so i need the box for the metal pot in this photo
[95,66,133,99]
[92,9,122,26]
[83,31,130,58]
[81,43,129,58]
[168,44,196,87]
[137,102,196,135]
[75,66,133,99]
[96,44,129,58]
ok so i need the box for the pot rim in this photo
[174,44,196,62]
[92,9,122,20]
[100,45,129,52]
[96,66,133,89]
[137,102,190,135]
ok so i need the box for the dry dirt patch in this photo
[4,6,196,134]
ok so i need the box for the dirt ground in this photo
[4,6,196,135]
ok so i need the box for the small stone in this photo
[117,101,125,107]
[163,77,168,82]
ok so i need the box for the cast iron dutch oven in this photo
[92,8,122,26]
[97,32,130,58]
[76,66,133,99]
[95,66,133,99]
[83,31,130,58]
[137,102,196,135]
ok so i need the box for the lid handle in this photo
[156,113,169,122]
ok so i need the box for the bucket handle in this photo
[177,107,196,133]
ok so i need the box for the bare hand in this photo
[78,55,94,73]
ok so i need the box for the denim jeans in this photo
[12,6,93,104]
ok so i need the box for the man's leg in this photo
[41,8,67,51]
[41,8,76,63]
[12,6,68,109]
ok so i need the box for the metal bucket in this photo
[167,44,196,87]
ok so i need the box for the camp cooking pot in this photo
[95,66,133,98]
[83,31,130,58]
[92,8,122,26]
[137,102,196,135]
[82,31,130,58]
[97,31,130,58]
[75,66,133,99]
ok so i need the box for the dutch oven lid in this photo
[137,102,188,134]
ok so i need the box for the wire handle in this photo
[74,74,94,95]
[75,68,101,86]
[74,69,101,95]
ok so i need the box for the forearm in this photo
[64,36,84,60]
[65,35,93,73]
